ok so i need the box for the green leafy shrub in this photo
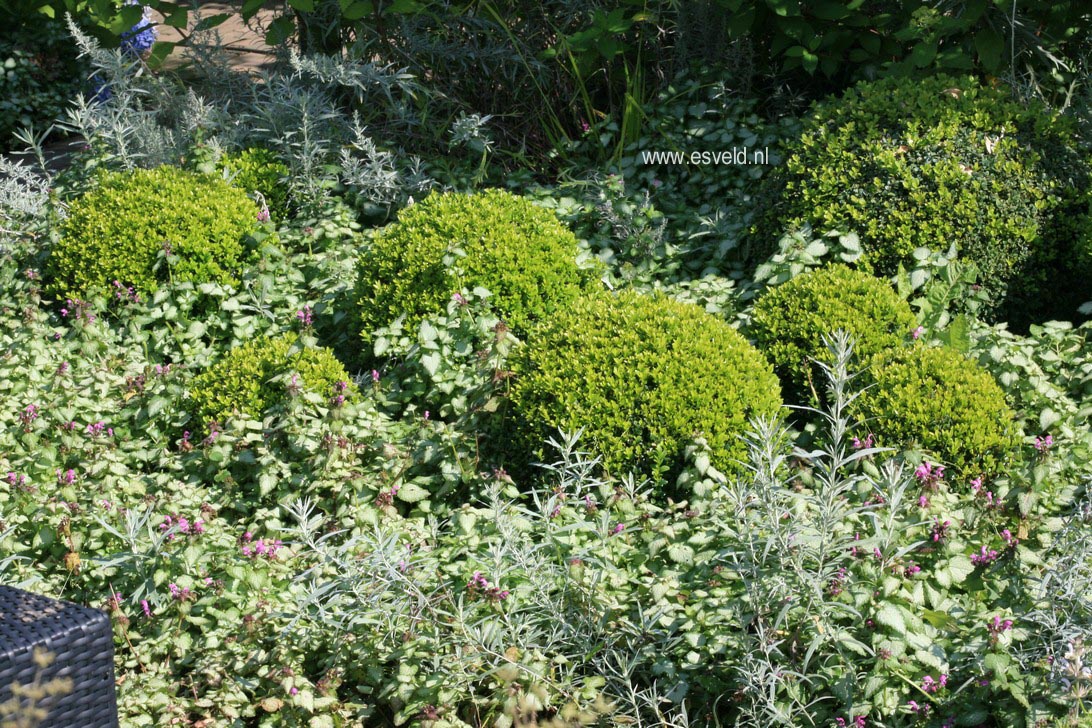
[50,166,260,298]
[508,290,782,485]
[355,189,599,352]
[189,334,354,425]
[857,343,1019,475]
[218,147,290,221]
[750,264,918,399]
[754,75,1091,324]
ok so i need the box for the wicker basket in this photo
[0,585,119,727]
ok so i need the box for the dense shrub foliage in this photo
[50,166,260,298]
[508,290,782,485]
[858,344,1019,476]
[355,189,599,354]
[749,264,917,398]
[755,75,1091,324]
[5,8,1092,728]
[188,334,355,426]
[218,147,291,222]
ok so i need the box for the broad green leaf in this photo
[397,482,429,503]
[875,603,906,634]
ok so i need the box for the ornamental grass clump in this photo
[50,166,260,298]
[189,333,354,426]
[508,290,782,486]
[354,189,599,355]
[754,75,1091,324]
[857,343,1019,476]
[749,264,918,400]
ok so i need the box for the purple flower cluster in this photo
[971,545,1000,566]
[834,716,866,728]
[330,380,349,408]
[86,420,113,438]
[931,518,950,543]
[921,674,948,693]
[851,433,875,450]
[160,514,206,540]
[18,404,39,431]
[1035,434,1054,453]
[914,461,945,488]
[467,571,510,602]
[987,615,1014,644]
[296,306,314,327]
[907,700,930,717]
[112,280,140,304]
[119,1,157,58]
[60,298,95,324]
[241,531,283,559]
[168,583,194,602]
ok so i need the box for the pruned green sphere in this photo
[857,344,1018,475]
[355,189,598,352]
[52,166,259,298]
[755,75,1090,322]
[749,265,918,398]
[509,291,783,484]
[189,334,355,425]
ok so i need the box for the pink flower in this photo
[852,433,875,450]
[914,461,945,488]
[912,325,925,340]
[611,523,625,536]
[141,599,152,618]
[1035,434,1054,452]
[987,615,1014,643]
[371,369,380,383]
[971,545,1000,566]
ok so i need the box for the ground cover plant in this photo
[3,2,1092,727]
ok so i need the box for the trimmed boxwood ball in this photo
[508,290,783,485]
[856,344,1018,476]
[51,165,260,298]
[189,334,355,426]
[355,189,599,353]
[749,264,918,399]
[753,75,1091,324]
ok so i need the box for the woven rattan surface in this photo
[0,585,119,727]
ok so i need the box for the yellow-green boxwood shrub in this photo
[754,75,1090,323]
[355,189,599,352]
[219,147,290,221]
[189,334,354,425]
[508,290,783,485]
[51,165,259,298]
[857,344,1019,475]
[749,264,918,399]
